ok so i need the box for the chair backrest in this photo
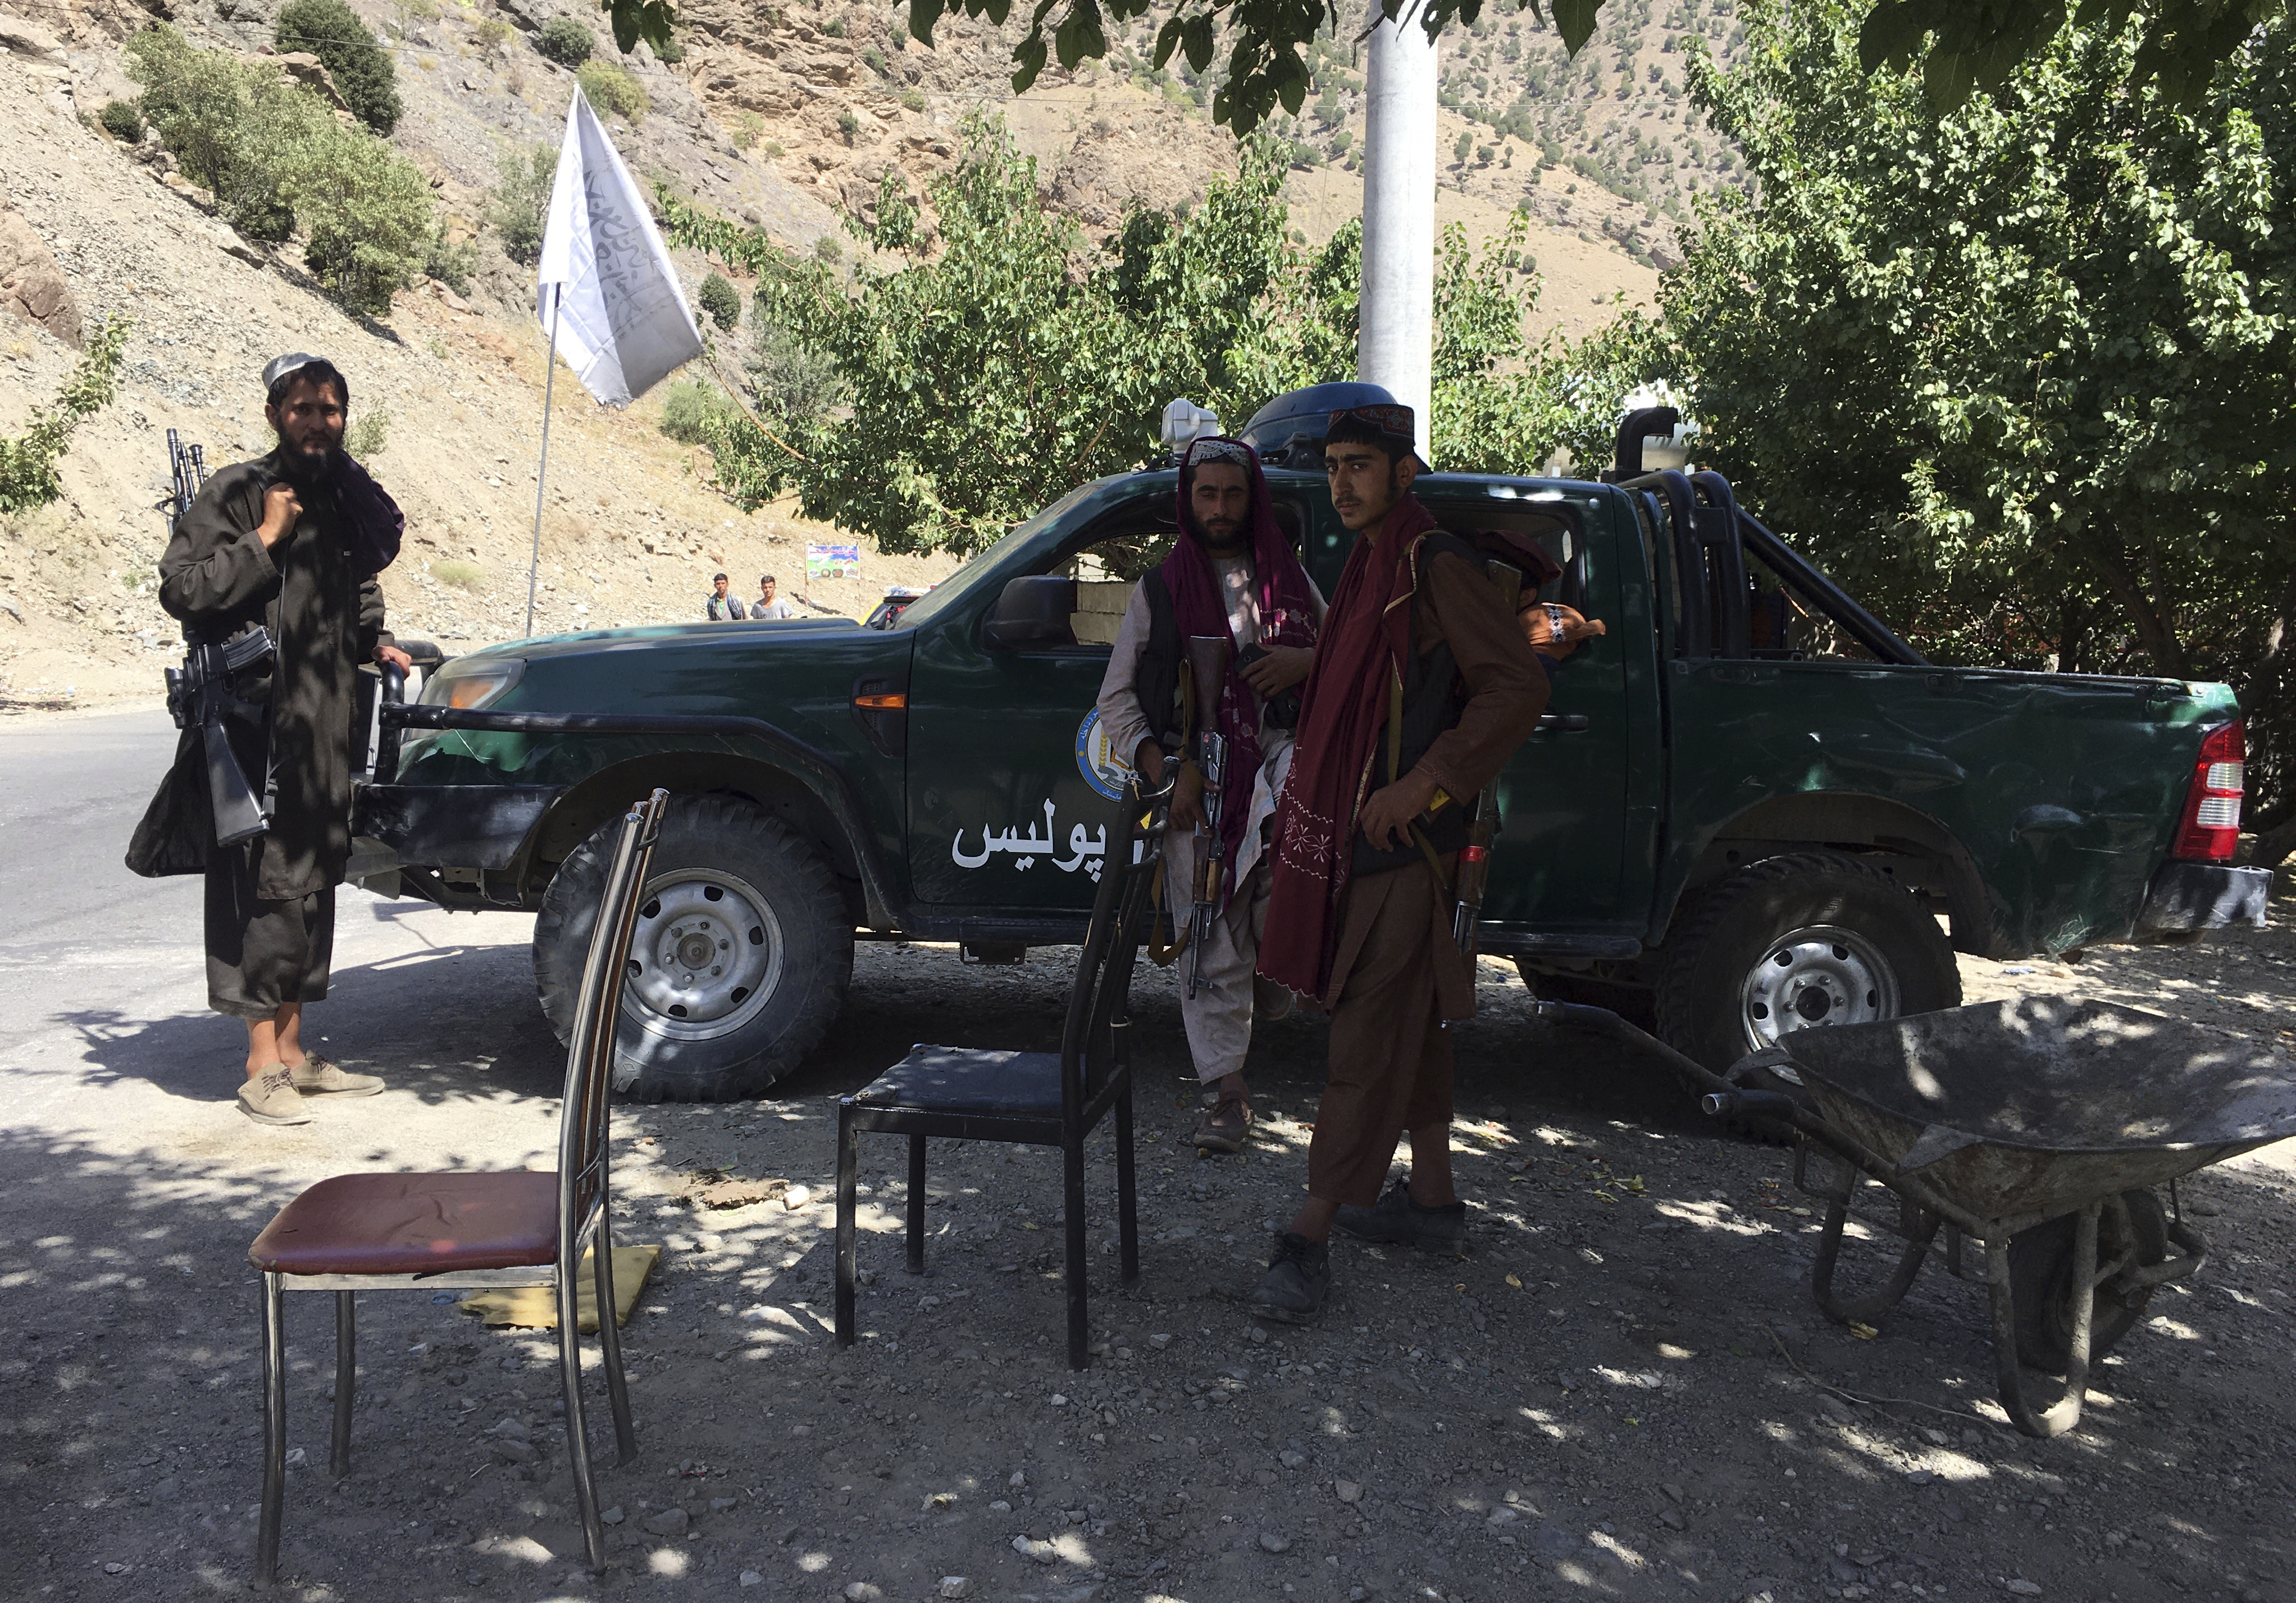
[557,790,669,1238]
[1059,779,1169,1121]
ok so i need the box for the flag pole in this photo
[525,284,562,639]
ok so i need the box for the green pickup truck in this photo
[358,391,2269,1101]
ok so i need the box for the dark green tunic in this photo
[156,450,394,901]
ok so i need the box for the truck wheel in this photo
[1654,851,1960,1073]
[534,795,852,1101]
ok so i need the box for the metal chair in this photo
[246,789,668,1583]
[835,779,1167,1369]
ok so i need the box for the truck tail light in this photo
[2171,720,2245,862]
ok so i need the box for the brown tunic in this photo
[1305,545,1550,1206]
[157,450,393,901]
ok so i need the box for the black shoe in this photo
[1332,1180,1469,1258]
[1249,1232,1331,1325]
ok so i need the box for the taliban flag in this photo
[535,88,703,406]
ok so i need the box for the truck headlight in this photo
[421,657,526,710]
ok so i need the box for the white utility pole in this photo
[1358,1,1438,465]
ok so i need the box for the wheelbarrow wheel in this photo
[2007,1188,2170,1374]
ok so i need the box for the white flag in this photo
[536,89,704,408]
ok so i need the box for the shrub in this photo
[425,229,477,293]
[275,0,402,135]
[822,14,847,36]
[732,109,764,148]
[696,270,741,331]
[650,30,684,63]
[0,315,130,514]
[488,144,557,264]
[536,17,592,66]
[98,99,144,142]
[397,0,440,18]
[576,59,646,123]
[474,17,511,48]
[836,107,858,143]
[432,558,486,589]
[658,379,740,444]
[761,138,785,158]
[862,44,885,76]
[345,404,390,460]
[899,87,925,112]
[745,320,843,425]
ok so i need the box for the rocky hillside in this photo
[0,0,1677,709]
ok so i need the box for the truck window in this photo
[1044,491,1318,647]
[1743,547,1884,663]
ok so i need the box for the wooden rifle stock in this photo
[1450,561,1524,953]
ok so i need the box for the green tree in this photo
[127,27,434,313]
[696,270,741,331]
[665,118,1311,555]
[1664,4,2296,803]
[0,315,132,514]
[488,144,557,265]
[537,16,594,66]
[274,0,401,135]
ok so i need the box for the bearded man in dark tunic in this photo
[156,354,411,1126]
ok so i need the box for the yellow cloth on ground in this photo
[457,1245,660,1334]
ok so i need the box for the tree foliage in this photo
[0,316,132,514]
[1664,4,2295,810]
[126,26,435,314]
[661,118,1655,557]
[273,0,401,136]
[600,0,2285,132]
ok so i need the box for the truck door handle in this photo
[1537,714,1590,733]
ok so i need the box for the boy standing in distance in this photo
[1250,404,1549,1322]
[753,574,797,619]
[707,572,748,620]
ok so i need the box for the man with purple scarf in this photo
[1094,437,1325,1151]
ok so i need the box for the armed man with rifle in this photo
[1093,436,1324,1154]
[130,354,410,1127]
[1249,403,1557,1325]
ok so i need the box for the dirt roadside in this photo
[5,872,2293,1603]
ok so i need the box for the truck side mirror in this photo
[983,576,1079,651]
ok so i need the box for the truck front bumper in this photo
[2135,860,2271,936]
[356,784,563,872]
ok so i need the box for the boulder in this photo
[0,207,81,348]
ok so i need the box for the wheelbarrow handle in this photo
[1702,1089,1802,1121]
[1530,998,1737,1093]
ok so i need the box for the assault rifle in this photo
[158,428,271,847]
[1183,633,1233,999]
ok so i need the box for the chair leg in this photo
[1115,1076,1140,1285]
[592,1214,638,1466]
[257,1272,285,1586]
[556,1243,606,1571]
[1063,1134,1089,1371]
[905,1133,928,1275]
[834,1104,859,1347]
[329,1292,355,1480]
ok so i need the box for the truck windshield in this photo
[882,479,1113,633]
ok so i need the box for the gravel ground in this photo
[5,872,2294,1603]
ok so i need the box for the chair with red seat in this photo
[247,789,667,1584]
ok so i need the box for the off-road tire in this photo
[1654,851,1961,1075]
[534,795,852,1101]
[2007,1188,2171,1375]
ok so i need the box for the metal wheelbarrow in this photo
[1536,995,2296,1437]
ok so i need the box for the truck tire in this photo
[534,795,852,1102]
[1654,851,1960,1074]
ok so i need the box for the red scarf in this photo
[1258,493,1437,1002]
[1161,438,1318,886]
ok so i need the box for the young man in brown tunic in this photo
[1250,403,1551,1322]
[153,354,411,1125]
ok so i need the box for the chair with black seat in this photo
[835,779,1168,1369]
[245,789,668,1584]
